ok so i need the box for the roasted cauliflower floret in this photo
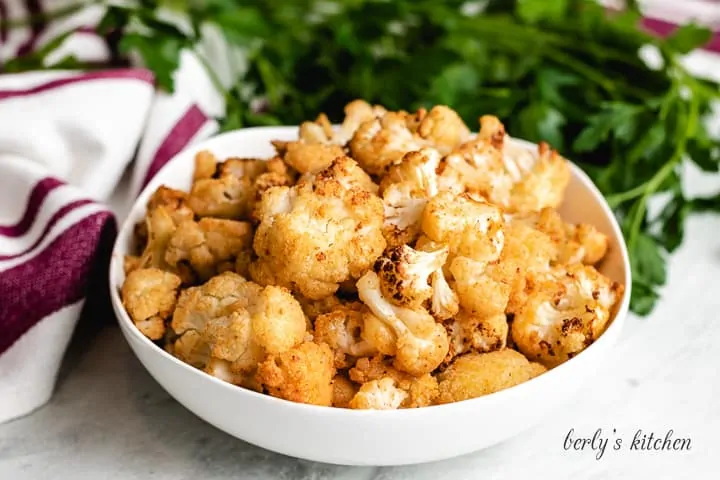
[357,271,449,376]
[444,311,508,361]
[165,218,253,281]
[449,257,510,318]
[348,377,407,410]
[331,374,359,408]
[348,356,439,408]
[171,273,308,384]
[250,156,386,300]
[121,268,181,340]
[373,244,448,308]
[350,111,427,175]
[138,186,195,275]
[512,208,608,265]
[256,341,335,406]
[436,350,538,403]
[193,149,219,181]
[314,303,377,369]
[511,264,623,367]
[381,148,441,247]
[416,105,471,155]
[421,191,505,263]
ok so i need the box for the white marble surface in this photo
[0,173,719,479]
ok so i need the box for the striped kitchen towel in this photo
[0,1,222,424]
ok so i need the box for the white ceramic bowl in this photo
[109,127,631,466]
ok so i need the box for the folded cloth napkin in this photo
[1,0,718,425]
[0,1,221,423]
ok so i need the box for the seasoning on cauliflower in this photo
[331,374,359,408]
[357,271,449,376]
[421,191,505,263]
[416,105,471,155]
[350,111,427,175]
[256,341,335,406]
[171,272,308,385]
[313,302,377,369]
[348,355,439,408]
[121,267,181,340]
[380,148,441,246]
[511,264,624,367]
[449,257,510,318]
[436,349,539,403]
[164,218,253,282]
[250,156,386,300]
[373,244,448,308]
[348,377,407,410]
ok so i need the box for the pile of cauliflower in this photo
[121,101,624,409]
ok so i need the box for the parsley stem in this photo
[606,182,649,208]
[626,81,699,251]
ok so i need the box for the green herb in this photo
[3,0,719,315]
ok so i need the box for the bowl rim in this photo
[109,126,632,417]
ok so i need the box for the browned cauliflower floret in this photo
[121,268,181,340]
[416,105,471,155]
[512,208,609,266]
[348,377,407,410]
[444,311,508,361]
[171,272,308,385]
[349,356,439,408]
[297,295,343,323]
[350,111,428,175]
[250,156,386,300]
[164,218,253,282]
[449,257,510,318]
[188,152,295,220]
[331,374,359,408]
[357,271,449,376]
[256,341,335,406]
[421,191,505,263]
[380,148,441,247]
[373,244,448,308]
[436,349,538,403]
[138,186,195,278]
[511,264,623,367]
[313,303,377,369]
[438,118,570,214]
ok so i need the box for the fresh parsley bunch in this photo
[4,0,719,315]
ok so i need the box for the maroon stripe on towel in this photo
[0,69,155,100]
[17,0,45,56]
[141,104,208,188]
[0,211,116,354]
[0,199,94,260]
[0,177,63,237]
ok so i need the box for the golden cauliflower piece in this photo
[444,311,509,363]
[380,148,441,247]
[357,271,449,376]
[250,156,386,299]
[256,341,335,406]
[421,191,505,263]
[165,218,253,282]
[138,186,195,277]
[349,356,439,408]
[449,257,510,318]
[188,151,294,220]
[121,268,181,340]
[513,208,608,265]
[313,302,377,369]
[511,264,623,367]
[350,111,428,175]
[348,377,408,410]
[416,105,471,155]
[171,272,308,385]
[331,374,359,408]
[373,244,448,308]
[436,350,537,403]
